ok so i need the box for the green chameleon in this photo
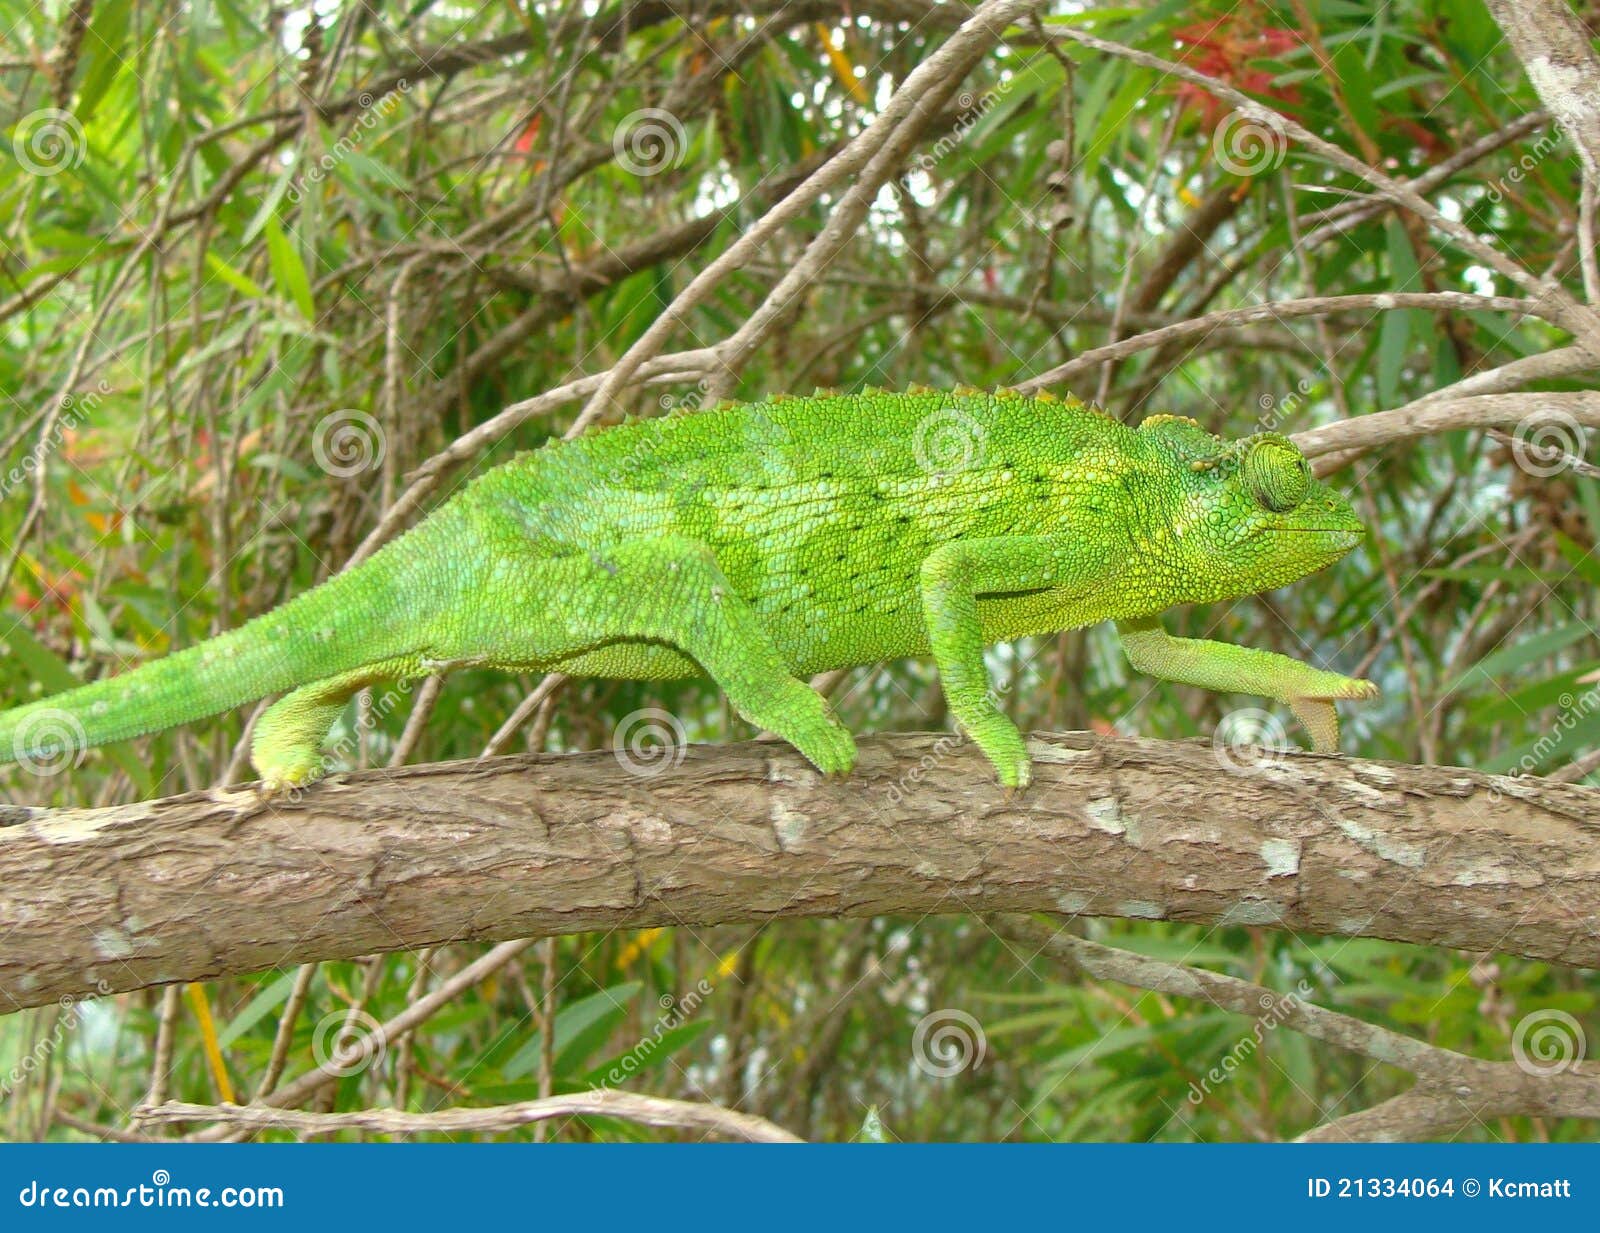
[0,388,1375,793]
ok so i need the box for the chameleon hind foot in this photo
[250,658,417,794]
[963,715,1031,791]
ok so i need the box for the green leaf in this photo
[264,218,315,321]
[1445,621,1591,694]
[1333,42,1379,139]
[216,971,300,1049]
[1375,307,1410,407]
[204,250,266,299]
[503,981,643,1080]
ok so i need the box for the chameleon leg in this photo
[919,535,1115,789]
[475,537,857,775]
[251,656,420,791]
[1115,616,1378,751]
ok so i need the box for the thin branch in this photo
[575,0,1042,427]
[1016,292,1540,391]
[1042,23,1589,333]
[1294,390,1600,464]
[1001,916,1600,1141]
[135,1091,803,1142]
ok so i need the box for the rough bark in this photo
[1486,0,1600,178]
[3,731,1599,1012]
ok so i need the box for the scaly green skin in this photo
[0,389,1377,792]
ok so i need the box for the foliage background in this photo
[0,0,1596,1141]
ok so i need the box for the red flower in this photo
[1172,10,1301,128]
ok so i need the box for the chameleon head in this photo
[1150,424,1366,603]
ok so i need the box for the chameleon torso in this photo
[471,390,1165,678]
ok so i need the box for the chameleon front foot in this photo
[761,687,859,778]
[1289,677,1379,752]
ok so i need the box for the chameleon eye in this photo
[1243,440,1309,513]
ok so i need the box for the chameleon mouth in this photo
[1280,527,1365,550]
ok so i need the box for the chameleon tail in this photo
[0,530,439,771]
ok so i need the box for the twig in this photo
[1297,111,1549,249]
[574,0,1042,428]
[1017,292,1540,391]
[135,1090,804,1142]
[999,916,1600,1141]
[1294,390,1600,464]
[1042,23,1588,331]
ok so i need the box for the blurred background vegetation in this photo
[1,0,1596,1141]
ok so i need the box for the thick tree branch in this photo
[1486,0,1600,179]
[3,731,1599,1013]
